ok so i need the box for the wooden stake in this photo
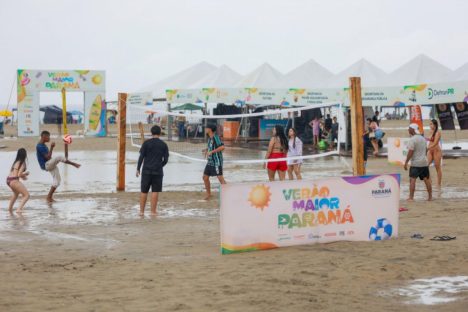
[61,88,69,159]
[349,77,365,176]
[138,122,145,143]
[117,93,127,191]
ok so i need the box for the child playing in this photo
[7,148,30,214]
[36,131,81,202]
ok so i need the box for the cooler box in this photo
[223,121,240,139]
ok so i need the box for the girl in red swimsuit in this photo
[6,148,30,214]
[427,119,442,187]
[264,125,289,181]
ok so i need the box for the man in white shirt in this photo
[404,123,432,201]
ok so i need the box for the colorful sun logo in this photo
[248,184,271,211]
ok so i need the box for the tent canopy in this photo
[40,105,72,124]
[234,63,283,88]
[386,54,452,85]
[452,62,468,81]
[135,55,467,101]
[274,59,333,88]
[326,58,388,87]
[172,103,203,111]
[139,61,217,98]
[188,65,242,88]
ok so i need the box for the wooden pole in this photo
[138,122,145,143]
[61,88,69,159]
[117,93,127,191]
[167,103,172,140]
[349,77,365,176]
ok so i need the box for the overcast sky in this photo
[1,0,467,107]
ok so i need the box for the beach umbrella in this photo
[0,110,13,117]
[172,103,203,111]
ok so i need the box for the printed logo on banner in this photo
[371,180,392,198]
[369,218,393,241]
[278,184,354,229]
[428,88,455,100]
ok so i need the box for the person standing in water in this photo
[137,125,169,216]
[6,148,30,214]
[404,124,432,201]
[287,128,303,180]
[203,124,226,200]
[427,119,443,187]
[265,124,289,181]
[309,116,320,147]
[36,131,81,202]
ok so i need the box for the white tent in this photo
[451,62,468,81]
[325,58,388,88]
[386,54,453,85]
[188,64,242,88]
[274,59,333,88]
[234,63,283,88]
[139,61,217,97]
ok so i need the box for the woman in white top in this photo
[287,128,303,180]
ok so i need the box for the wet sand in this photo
[1,133,468,310]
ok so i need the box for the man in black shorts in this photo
[203,124,226,200]
[137,125,169,216]
[404,123,432,201]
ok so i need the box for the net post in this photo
[204,102,208,130]
[138,122,145,142]
[349,77,365,176]
[61,87,69,159]
[167,103,172,140]
[337,102,342,155]
[117,93,127,191]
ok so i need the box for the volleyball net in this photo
[127,101,344,164]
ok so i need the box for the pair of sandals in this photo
[411,234,456,241]
[430,235,456,241]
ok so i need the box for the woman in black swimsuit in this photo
[7,148,30,214]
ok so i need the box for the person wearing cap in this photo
[404,123,432,201]
[203,124,226,200]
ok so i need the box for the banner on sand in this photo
[453,102,468,130]
[387,138,410,166]
[410,105,424,135]
[220,174,400,254]
[436,104,455,130]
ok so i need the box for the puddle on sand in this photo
[0,151,349,196]
[386,276,468,305]
[1,196,217,243]
[131,205,218,219]
[0,150,466,200]
[0,197,135,245]
[399,185,467,201]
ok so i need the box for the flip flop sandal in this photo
[430,236,456,241]
[411,233,424,239]
[399,207,409,212]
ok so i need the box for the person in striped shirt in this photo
[202,124,226,200]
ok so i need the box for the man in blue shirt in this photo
[202,124,226,200]
[36,131,81,202]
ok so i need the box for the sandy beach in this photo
[1,122,468,311]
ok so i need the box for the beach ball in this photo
[63,134,72,145]
[92,74,102,85]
